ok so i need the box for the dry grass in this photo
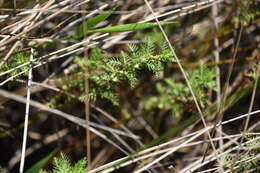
[0,0,259,172]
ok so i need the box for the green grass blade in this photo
[87,6,118,29]
[75,6,118,38]
[25,149,57,173]
[87,21,178,34]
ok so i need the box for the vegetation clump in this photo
[40,154,87,173]
[52,33,175,106]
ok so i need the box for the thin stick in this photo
[211,2,221,121]
[19,48,33,173]
[201,2,223,167]
[216,24,244,127]
[242,62,260,133]
[81,3,92,170]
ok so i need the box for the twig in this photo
[19,48,33,173]
[81,3,92,169]
[201,2,223,169]
[242,62,260,133]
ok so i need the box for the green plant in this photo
[40,153,87,173]
[86,21,178,34]
[0,50,38,77]
[144,63,216,118]
[75,5,177,37]
[75,6,118,38]
[51,32,175,106]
